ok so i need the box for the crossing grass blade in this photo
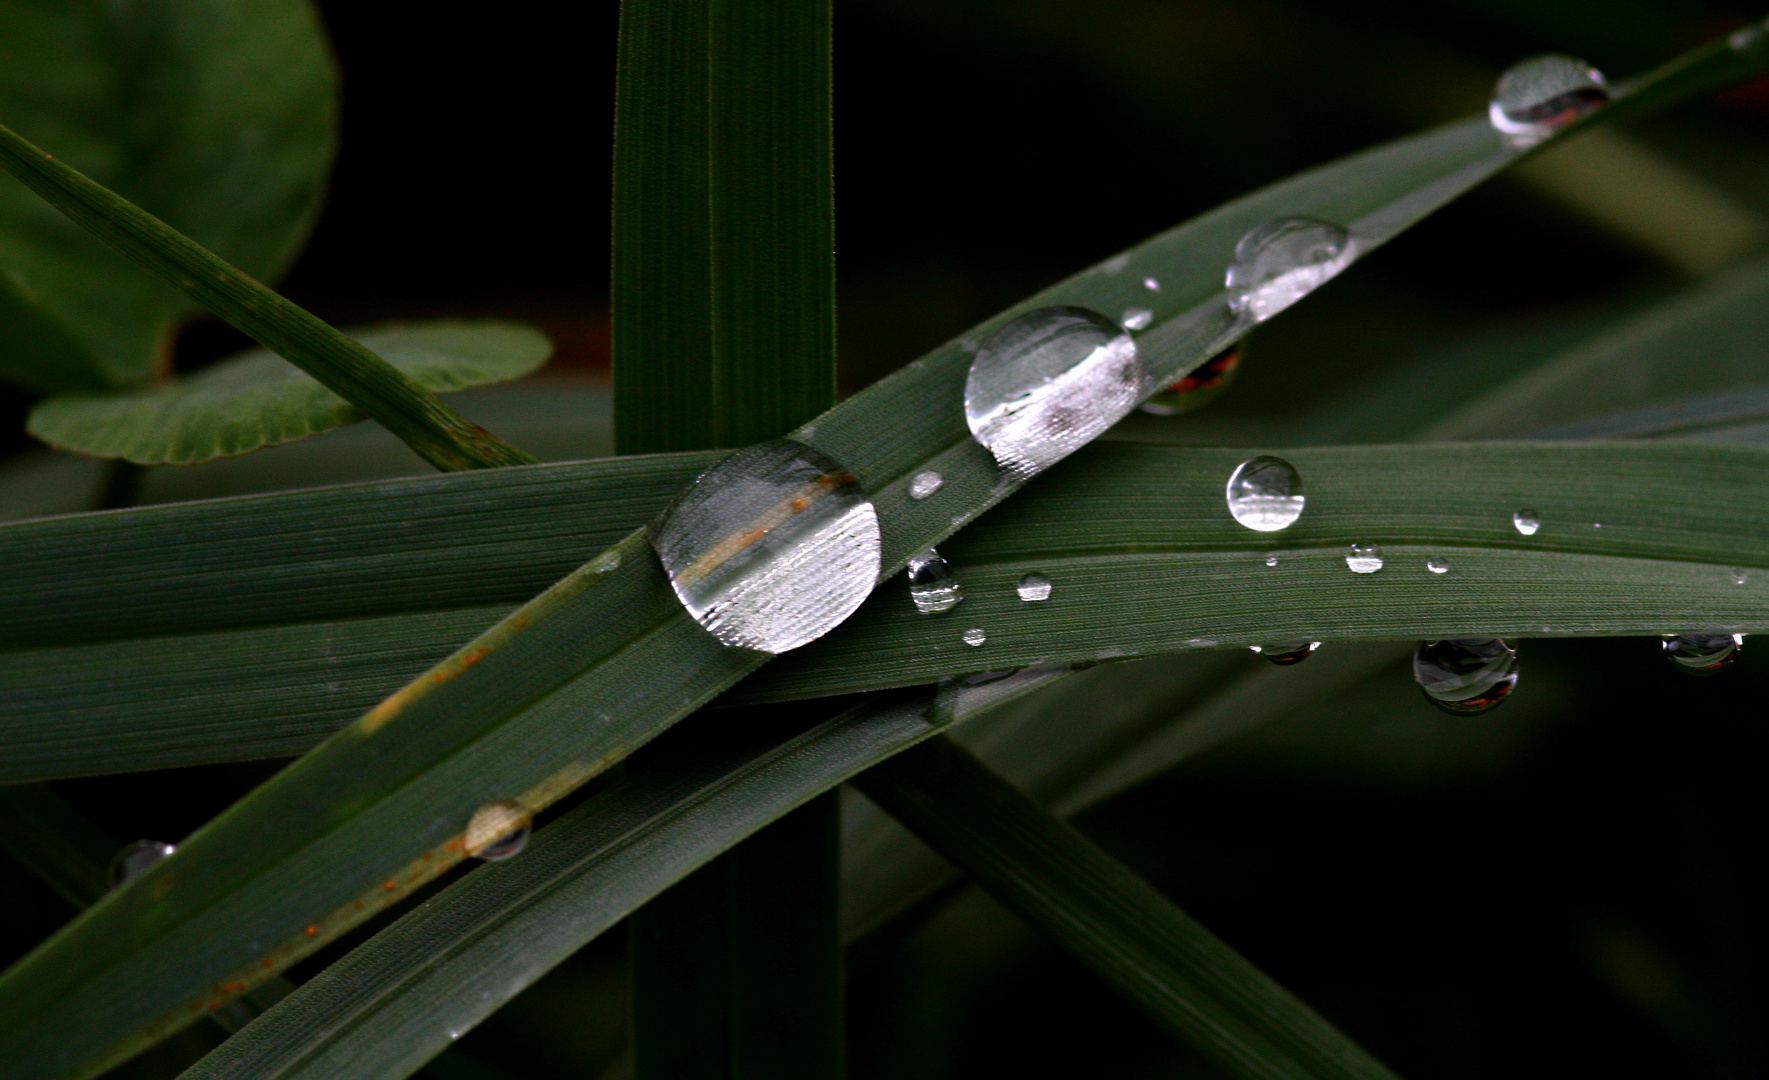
[853,734,1400,1080]
[3,33,1762,1078]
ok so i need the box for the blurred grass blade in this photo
[852,735,1399,1080]
[0,784,117,908]
[4,34,1763,1076]
[0,124,536,471]
[28,322,551,465]
[0,0,337,392]
[177,673,1068,1080]
[9,439,1769,782]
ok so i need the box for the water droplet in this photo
[652,440,882,653]
[1513,508,1540,536]
[1016,572,1053,602]
[1346,543,1384,574]
[466,800,532,861]
[1414,638,1519,715]
[962,627,987,647]
[1226,218,1357,324]
[1102,253,1130,275]
[108,840,175,890]
[1731,18,1768,52]
[1225,455,1304,532]
[1121,307,1153,331]
[1489,55,1610,148]
[1264,554,1279,568]
[1426,557,1449,574]
[908,469,944,500]
[1661,633,1742,675]
[907,548,964,614]
[1250,641,1319,666]
[965,307,1148,479]
[1729,567,1748,585]
[1139,346,1242,416]
[1142,276,1160,292]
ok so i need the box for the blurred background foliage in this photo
[2,1,1768,1077]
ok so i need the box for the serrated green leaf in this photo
[0,0,337,391]
[2,35,1758,1077]
[26,322,552,464]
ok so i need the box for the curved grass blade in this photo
[28,322,551,465]
[4,35,1762,1076]
[0,124,536,471]
[7,439,1769,783]
[853,734,1399,1080]
[176,673,1070,1080]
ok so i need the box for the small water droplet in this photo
[652,440,881,653]
[1346,543,1384,574]
[1414,638,1518,715]
[108,840,175,890]
[1731,18,1768,51]
[1139,346,1242,415]
[1102,253,1131,275]
[1226,218,1357,324]
[962,627,987,647]
[907,548,964,614]
[1426,557,1449,574]
[1729,567,1748,585]
[1226,455,1304,532]
[1142,276,1160,292]
[1661,633,1742,675]
[1513,508,1540,536]
[1264,554,1279,568]
[1593,522,1602,529]
[1250,641,1319,666]
[1489,55,1610,148]
[1121,307,1153,331]
[466,800,531,861]
[965,307,1148,479]
[908,469,944,500]
[447,1030,463,1041]
[1016,572,1053,602]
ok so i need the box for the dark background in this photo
[4,1,1769,1077]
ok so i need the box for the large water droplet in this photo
[962,627,987,647]
[1426,557,1449,574]
[108,839,175,890]
[908,470,944,500]
[1139,346,1242,416]
[466,800,532,861]
[1346,543,1384,574]
[907,548,964,614]
[1016,572,1052,602]
[1513,509,1540,536]
[652,440,882,653]
[1661,633,1742,675]
[1226,218,1357,324]
[1414,638,1519,715]
[965,307,1148,479]
[1250,641,1319,666]
[1489,55,1610,148]
[1226,455,1304,532]
[1121,307,1153,331]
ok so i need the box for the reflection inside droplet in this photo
[1661,633,1742,675]
[907,548,964,614]
[1414,638,1518,715]
[1225,455,1305,532]
[467,800,531,861]
[652,440,882,653]
[1139,347,1242,416]
[1346,543,1384,574]
[1142,276,1160,292]
[1121,307,1153,331]
[1250,641,1319,666]
[1016,572,1053,602]
[1226,218,1357,324]
[108,839,175,890]
[1489,54,1610,148]
[1513,508,1540,536]
[965,307,1148,480]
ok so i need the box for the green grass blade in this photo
[174,674,1066,1080]
[0,124,536,471]
[4,35,1761,1075]
[852,734,1399,1080]
[0,784,116,909]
